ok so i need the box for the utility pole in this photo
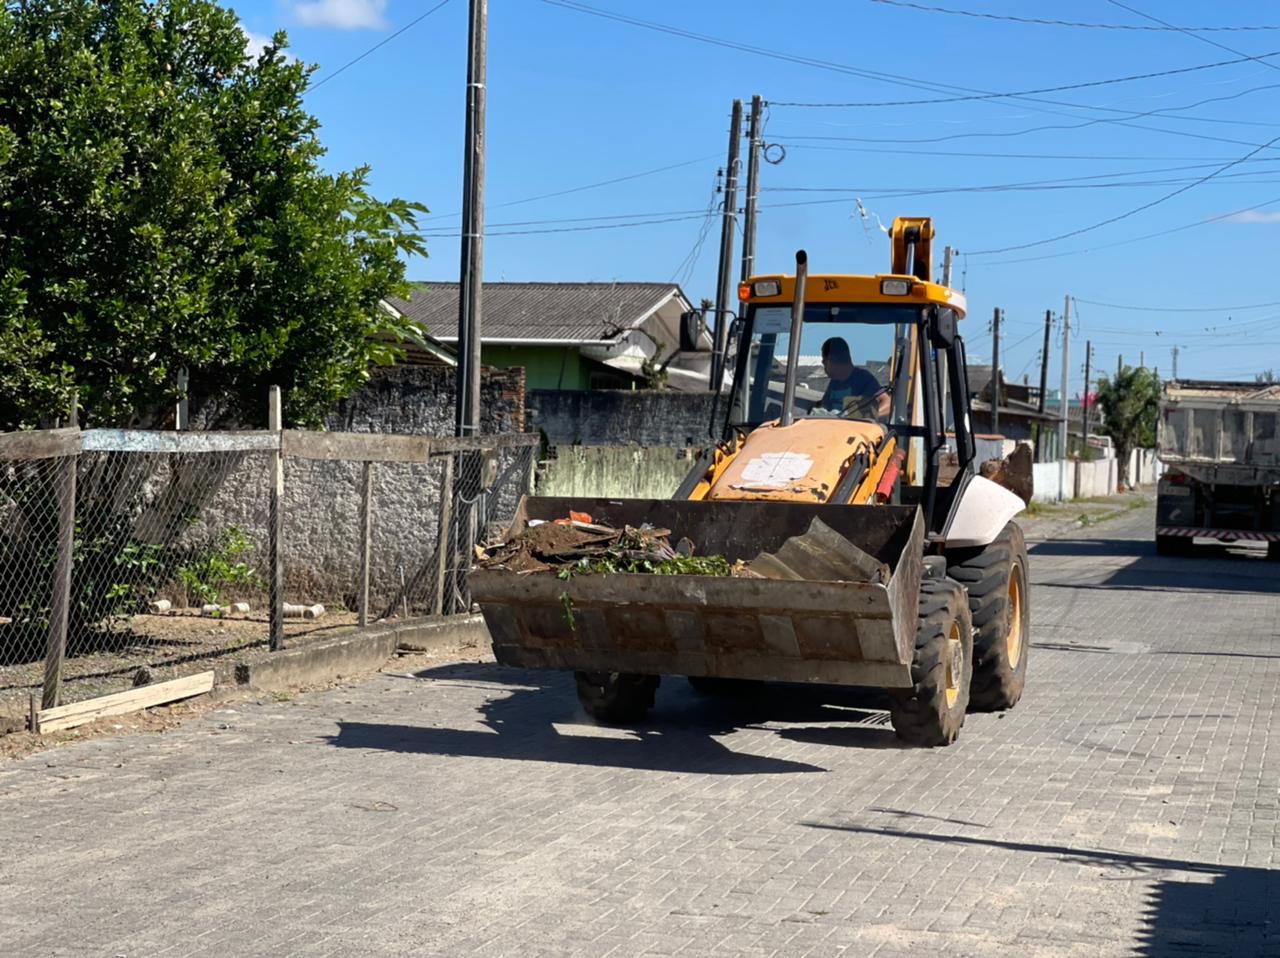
[1172,345,1179,379]
[1034,309,1051,461]
[710,99,743,391]
[1140,350,1145,368]
[991,307,1002,436]
[454,0,487,438]
[1118,354,1123,377]
[1082,340,1093,453]
[1057,295,1071,501]
[738,94,763,284]
[941,246,955,287]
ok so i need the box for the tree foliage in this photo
[0,0,427,429]
[1094,365,1161,488]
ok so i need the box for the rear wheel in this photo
[574,671,658,724]
[947,522,1031,711]
[888,580,973,747]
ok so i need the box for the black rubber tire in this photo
[1156,535,1195,557]
[947,522,1031,712]
[574,671,659,724]
[888,579,973,747]
[1267,541,1280,562]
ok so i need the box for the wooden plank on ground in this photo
[0,427,82,461]
[36,671,215,734]
[282,430,430,463]
[81,429,279,453]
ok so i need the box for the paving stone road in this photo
[1,504,1277,957]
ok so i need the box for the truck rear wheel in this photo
[947,522,1030,711]
[574,671,658,724]
[888,580,973,747]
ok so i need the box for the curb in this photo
[228,615,488,692]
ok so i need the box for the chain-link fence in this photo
[0,427,539,728]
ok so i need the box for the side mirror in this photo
[929,307,957,348]
[679,310,707,352]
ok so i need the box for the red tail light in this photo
[1167,472,1188,485]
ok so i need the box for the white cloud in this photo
[242,28,296,63]
[293,0,389,30]
[1221,210,1280,224]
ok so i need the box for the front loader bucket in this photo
[470,497,924,689]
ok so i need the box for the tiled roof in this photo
[387,282,688,343]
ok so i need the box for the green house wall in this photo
[481,345,590,391]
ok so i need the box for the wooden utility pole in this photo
[1082,340,1093,453]
[1034,309,1052,461]
[268,385,284,651]
[454,0,487,439]
[711,99,743,390]
[1057,295,1071,501]
[739,94,763,284]
[991,307,1002,436]
[1172,345,1179,379]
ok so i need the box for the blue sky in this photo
[240,0,1280,395]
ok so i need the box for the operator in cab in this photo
[818,337,890,418]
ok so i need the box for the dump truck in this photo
[471,218,1031,746]
[1155,379,1280,559]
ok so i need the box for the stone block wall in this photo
[528,389,717,447]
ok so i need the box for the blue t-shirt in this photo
[821,367,883,412]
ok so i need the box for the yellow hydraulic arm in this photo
[889,216,935,282]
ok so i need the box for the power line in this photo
[1105,0,1280,74]
[968,132,1280,255]
[1074,298,1280,313]
[416,213,712,238]
[420,154,720,221]
[542,0,1280,148]
[975,195,1280,265]
[776,144,1275,162]
[308,0,454,93]
[869,1,1280,33]
[770,54,1280,108]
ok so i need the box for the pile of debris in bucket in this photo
[476,512,889,584]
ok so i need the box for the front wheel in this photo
[574,672,658,724]
[948,522,1031,712]
[888,580,974,747]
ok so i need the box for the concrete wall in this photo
[538,445,699,500]
[529,389,717,447]
[1031,448,1159,503]
[192,365,531,613]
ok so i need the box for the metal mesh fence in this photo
[0,455,66,692]
[0,429,539,725]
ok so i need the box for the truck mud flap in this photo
[470,498,924,688]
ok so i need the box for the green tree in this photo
[1094,365,1162,489]
[0,0,427,430]
[1258,369,1277,384]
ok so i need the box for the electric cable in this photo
[869,1,1280,33]
[308,0,454,93]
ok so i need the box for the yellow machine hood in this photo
[707,419,885,503]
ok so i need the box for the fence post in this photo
[358,461,373,628]
[432,453,455,616]
[42,448,77,710]
[268,386,284,651]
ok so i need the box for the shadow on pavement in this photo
[325,663,914,773]
[1031,537,1280,596]
[803,823,1279,956]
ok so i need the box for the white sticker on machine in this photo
[738,452,814,488]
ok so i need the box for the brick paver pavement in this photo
[1,505,1277,957]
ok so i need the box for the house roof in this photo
[387,281,691,344]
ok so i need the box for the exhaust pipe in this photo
[780,249,808,427]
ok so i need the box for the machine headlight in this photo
[753,280,782,297]
[881,279,913,296]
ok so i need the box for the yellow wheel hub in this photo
[944,621,963,708]
[1007,567,1024,669]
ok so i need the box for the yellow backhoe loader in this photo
[471,218,1030,745]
